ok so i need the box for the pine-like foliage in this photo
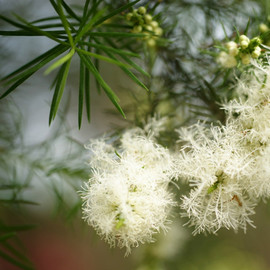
[1,0,270,269]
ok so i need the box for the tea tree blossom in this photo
[176,61,270,234]
[81,127,175,254]
[222,64,270,198]
[175,124,256,234]
[224,65,270,146]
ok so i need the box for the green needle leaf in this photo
[75,48,132,69]
[13,13,67,44]
[79,52,125,118]
[0,14,30,30]
[44,48,75,75]
[0,45,68,99]
[78,41,139,57]
[78,59,85,128]
[56,0,74,47]
[244,19,250,36]
[85,66,91,122]
[88,32,147,38]
[74,8,105,43]
[61,0,81,22]
[0,249,34,270]
[49,58,72,124]
[104,37,149,76]
[0,224,37,232]
[0,199,39,205]
[0,233,16,242]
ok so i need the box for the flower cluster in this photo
[217,35,262,68]
[259,16,270,46]
[175,124,256,234]
[126,6,163,47]
[224,65,270,198]
[175,62,270,234]
[81,125,175,254]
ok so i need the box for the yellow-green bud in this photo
[144,14,152,24]
[147,38,156,47]
[259,23,269,33]
[239,35,249,42]
[241,54,250,65]
[155,27,163,36]
[145,25,153,32]
[126,12,133,21]
[251,46,261,58]
[226,41,237,49]
[226,41,238,56]
[251,37,262,44]
[133,25,142,33]
[228,47,239,56]
[240,40,249,49]
[138,6,146,15]
[150,21,159,29]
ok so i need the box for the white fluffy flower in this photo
[175,124,256,234]
[224,65,270,146]
[221,63,270,200]
[242,142,270,199]
[81,127,175,254]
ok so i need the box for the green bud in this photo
[259,23,269,33]
[126,12,133,21]
[147,38,156,47]
[133,25,142,33]
[241,54,250,65]
[155,27,163,36]
[144,14,152,24]
[138,6,146,15]
[150,21,159,29]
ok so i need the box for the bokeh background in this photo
[1,0,270,269]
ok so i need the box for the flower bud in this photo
[226,41,238,56]
[147,38,156,47]
[259,23,269,33]
[241,54,250,65]
[145,25,153,32]
[133,25,142,33]
[150,21,159,29]
[228,47,239,56]
[155,27,163,36]
[144,14,153,24]
[251,46,261,58]
[239,35,249,42]
[126,12,133,21]
[240,40,249,49]
[226,41,237,49]
[251,37,262,45]
[138,6,146,15]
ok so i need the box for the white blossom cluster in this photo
[175,63,270,234]
[81,124,175,254]
[81,63,270,249]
